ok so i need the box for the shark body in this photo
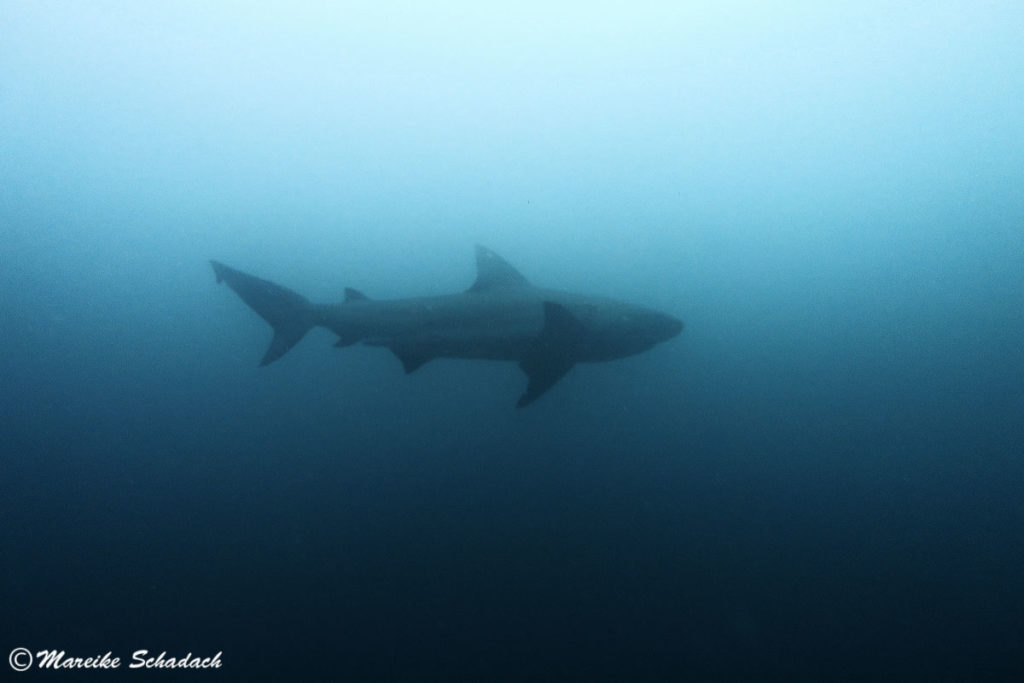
[211,246,682,407]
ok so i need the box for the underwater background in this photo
[2,2,1023,680]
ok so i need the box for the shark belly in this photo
[337,292,545,362]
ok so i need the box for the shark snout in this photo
[650,313,683,341]
[640,313,683,348]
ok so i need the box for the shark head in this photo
[631,308,685,348]
[552,297,683,363]
[601,305,684,358]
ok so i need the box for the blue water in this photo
[3,3,1023,679]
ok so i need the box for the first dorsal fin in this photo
[344,287,369,302]
[467,245,529,292]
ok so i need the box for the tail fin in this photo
[211,260,316,366]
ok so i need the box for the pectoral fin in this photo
[518,356,576,408]
[517,301,587,408]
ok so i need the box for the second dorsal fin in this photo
[344,287,369,302]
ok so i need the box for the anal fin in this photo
[392,348,432,374]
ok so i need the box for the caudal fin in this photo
[211,260,315,366]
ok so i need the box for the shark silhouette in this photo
[211,246,682,407]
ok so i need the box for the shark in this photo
[211,246,683,407]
